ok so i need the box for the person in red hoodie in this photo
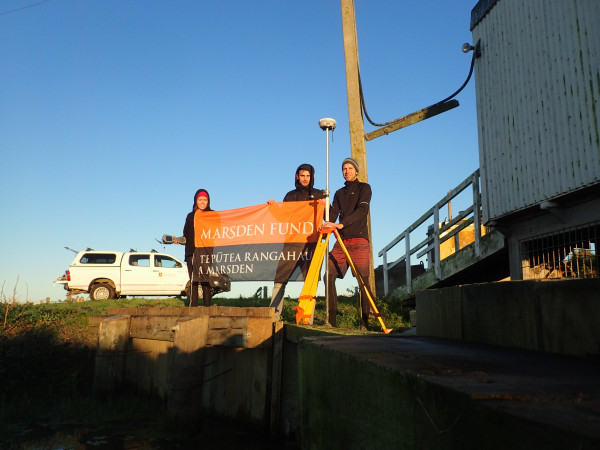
[183,189,213,307]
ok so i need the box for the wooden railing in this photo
[378,169,483,296]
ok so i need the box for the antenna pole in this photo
[319,118,337,311]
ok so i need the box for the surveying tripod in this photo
[295,226,392,334]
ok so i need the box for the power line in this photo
[0,0,53,17]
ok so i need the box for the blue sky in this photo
[0,0,479,302]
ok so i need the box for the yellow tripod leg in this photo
[333,230,392,334]
[295,228,333,325]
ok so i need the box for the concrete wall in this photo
[94,307,280,428]
[296,334,600,449]
[416,278,600,356]
[91,305,600,448]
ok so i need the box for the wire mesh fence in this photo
[520,223,599,280]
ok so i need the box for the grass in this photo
[279,288,410,332]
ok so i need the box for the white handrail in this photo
[378,170,482,296]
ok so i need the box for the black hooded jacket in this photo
[329,179,371,241]
[183,189,212,260]
[283,164,325,202]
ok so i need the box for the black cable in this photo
[359,47,477,128]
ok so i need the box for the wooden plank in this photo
[201,347,237,417]
[107,305,275,318]
[172,315,209,353]
[205,316,275,348]
[207,328,246,347]
[94,315,131,394]
[208,306,274,318]
[167,316,209,418]
[248,347,270,425]
[231,348,251,418]
[364,100,459,141]
[207,316,247,347]
[129,315,180,341]
[126,337,172,398]
[108,307,195,316]
[97,315,131,353]
[269,321,284,433]
[197,344,270,427]
[209,316,248,329]
[246,317,275,348]
[200,347,220,414]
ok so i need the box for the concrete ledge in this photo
[298,335,600,449]
[416,279,600,356]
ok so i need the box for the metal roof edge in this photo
[470,0,500,31]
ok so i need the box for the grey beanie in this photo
[342,157,359,172]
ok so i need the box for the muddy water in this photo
[2,420,300,449]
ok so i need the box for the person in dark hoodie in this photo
[183,189,213,307]
[268,164,325,320]
[322,157,372,328]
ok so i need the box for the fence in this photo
[378,170,483,296]
[520,223,599,280]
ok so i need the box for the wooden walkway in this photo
[384,228,508,303]
[378,170,509,302]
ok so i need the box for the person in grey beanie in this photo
[322,157,372,328]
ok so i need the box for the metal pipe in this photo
[319,118,336,311]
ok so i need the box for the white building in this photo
[471,0,600,280]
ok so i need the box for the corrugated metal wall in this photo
[472,0,600,222]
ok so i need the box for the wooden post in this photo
[94,315,131,394]
[269,320,285,434]
[167,315,209,418]
[341,0,376,295]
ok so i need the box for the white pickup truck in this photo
[54,250,230,300]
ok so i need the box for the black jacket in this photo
[183,189,212,259]
[329,179,371,241]
[283,164,325,202]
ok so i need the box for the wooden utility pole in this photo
[340,0,376,294]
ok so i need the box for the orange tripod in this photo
[295,227,392,334]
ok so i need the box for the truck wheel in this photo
[90,283,114,300]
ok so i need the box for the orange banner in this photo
[194,200,324,247]
[192,200,325,282]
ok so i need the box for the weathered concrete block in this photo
[94,315,131,394]
[416,279,600,356]
[167,315,209,417]
[416,286,463,339]
[461,282,540,349]
[297,335,600,449]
